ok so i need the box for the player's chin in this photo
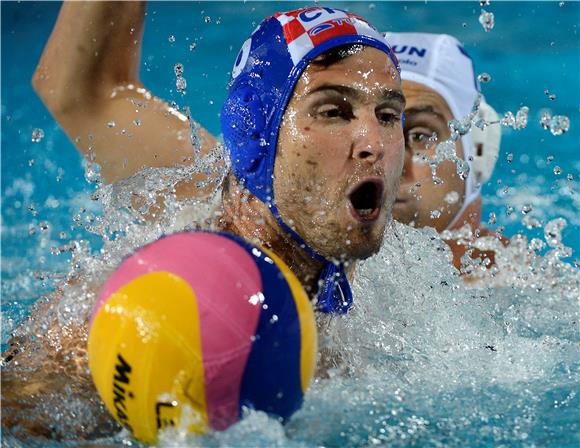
[351,230,385,260]
[331,225,386,261]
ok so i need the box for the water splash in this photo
[5,106,579,448]
[428,95,484,183]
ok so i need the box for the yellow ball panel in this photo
[88,271,209,443]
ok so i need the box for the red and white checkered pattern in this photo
[274,7,386,65]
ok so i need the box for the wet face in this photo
[393,80,466,232]
[274,46,405,261]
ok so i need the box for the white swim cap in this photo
[385,32,500,229]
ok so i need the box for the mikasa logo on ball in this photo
[112,353,135,432]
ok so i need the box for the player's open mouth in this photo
[348,179,384,222]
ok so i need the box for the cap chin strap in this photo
[268,202,353,315]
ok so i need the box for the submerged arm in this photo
[32,1,218,188]
[1,318,119,440]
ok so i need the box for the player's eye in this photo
[406,127,438,151]
[315,102,354,121]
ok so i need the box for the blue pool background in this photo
[2,2,579,335]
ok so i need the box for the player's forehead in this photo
[293,46,403,102]
[402,80,453,121]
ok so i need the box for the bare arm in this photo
[1,318,119,440]
[33,1,218,188]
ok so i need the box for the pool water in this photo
[2,2,579,447]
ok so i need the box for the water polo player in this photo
[33,2,405,311]
[386,32,503,270]
[4,3,404,438]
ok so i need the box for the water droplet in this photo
[546,155,554,164]
[544,218,567,247]
[559,1,565,7]
[521,204,532,214]
[31,128,44,143]
[523,215,541,229]
[477,73,492,83]
[189,42,197,51]
[540,112,552,130]
[479,0,490,5]
[488,212,497,225]
[106,121,116,128]
[449,119,470,136]
[500,111,515,127]
[369,3,376,10]
[204,16,211,23]
[567,173,574,181]
[430,210,441,219]
[553,166,562,175]
[544,89,556,101]
[174,63,187,94]
[176,76,187,94]
[478,9,495,32]
[133,119,141,126]
[506,206,514,216]
[28,159,35,167]
[515,106,529,129]
[456,159,470,180]
[168,35,176,43]
[549,115,570,136]
[529,238,545,251]
[444,191,459,204]
[506,153,513,163]
[436,141,457,159]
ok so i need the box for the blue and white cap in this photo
[385,32,500,228]
[221,7,400,314]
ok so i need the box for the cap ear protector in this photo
[221,81,267,174]
[471,100,501,186]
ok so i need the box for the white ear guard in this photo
[471,100,501,187]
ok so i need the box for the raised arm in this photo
[32,1,218,186]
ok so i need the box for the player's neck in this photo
[219,183,324,298]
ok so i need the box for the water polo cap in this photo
[222,7,400,314]
[385,32,499,229]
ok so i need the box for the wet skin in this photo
[394,80,466,232]
[274,47,406,261]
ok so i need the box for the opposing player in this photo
[386,32,502,269]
